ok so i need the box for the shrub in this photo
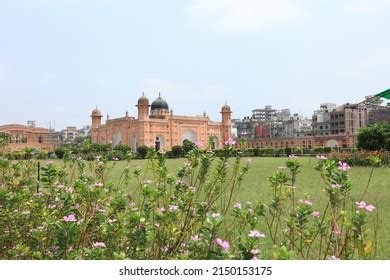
[136,145,149,159]
[182,139,196,155]
[171,145,184,158]
[358,122,390,151]
[55,147,67,159]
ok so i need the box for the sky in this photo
[0,0,389,130]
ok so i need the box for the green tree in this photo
[0,132,10,154]
[357,122,390,151]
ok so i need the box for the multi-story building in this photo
[235,106,292,139]
[312,103,336,136]
[330,103,367,135]
[283,114,313,138]
[368,106,390,124]
[251,105,277,122]
[60,126,78,142]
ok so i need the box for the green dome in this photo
[151,95,169,110]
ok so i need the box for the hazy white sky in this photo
[0,0,389,129]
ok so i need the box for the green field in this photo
[104,157,390,259]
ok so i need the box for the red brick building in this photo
[248,134,357,149]
[0,124,57,152]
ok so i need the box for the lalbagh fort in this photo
[90,93,232,151]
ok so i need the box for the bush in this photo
[113,144,132,154]
[0,145,378,260]
[55,147,67,159]
[358,122,390,151]
[171,145,184,158]
[182,139,196,155]
[136,145,149,159]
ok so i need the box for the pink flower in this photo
[355,201,376,212]
[191,235,200,242]
[211,213,221,218]
[329,256,340,260]
[169,205,178,211]
[331,184,341,189]
[176,179,184,185]
[63,214,77,223]
[300,199,313,206]
[338,161,350,171]
[251,248,261,255]
[92,242,106,249]
[234,202,242,209]
[215,238,230,250]
[316,155,327,160]
[303,200,313,206]
[96,206,106,213]
[365,205,376,212]
[248,230,266,238]
[158,207,166,213]
[195,141,204,148]
[224,138,236,146]
[47,204,56,209]
[311,211,320,218]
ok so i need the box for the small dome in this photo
[137,93,149,105]
[221,103,231,111]
[151,94,169,110]
[91,107,102,116]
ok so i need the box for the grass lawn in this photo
[103,157,390,259]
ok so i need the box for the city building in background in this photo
[330,103,367,135]
[312,103,336,136]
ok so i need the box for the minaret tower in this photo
[136,93,150,146]
[221,102,232,144]
[91,106,102,143]
[137,93,150,120]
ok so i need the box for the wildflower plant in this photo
[0,142,378,260]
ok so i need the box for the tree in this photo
[0,132,10,154]
[357,122,390,151]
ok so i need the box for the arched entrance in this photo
[326,139,339,148]
[182,129,197,143]
[155,135,165,151]
[131,135,138,151]
[112,131,121,146]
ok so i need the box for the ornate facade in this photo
[91,94,232,150]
